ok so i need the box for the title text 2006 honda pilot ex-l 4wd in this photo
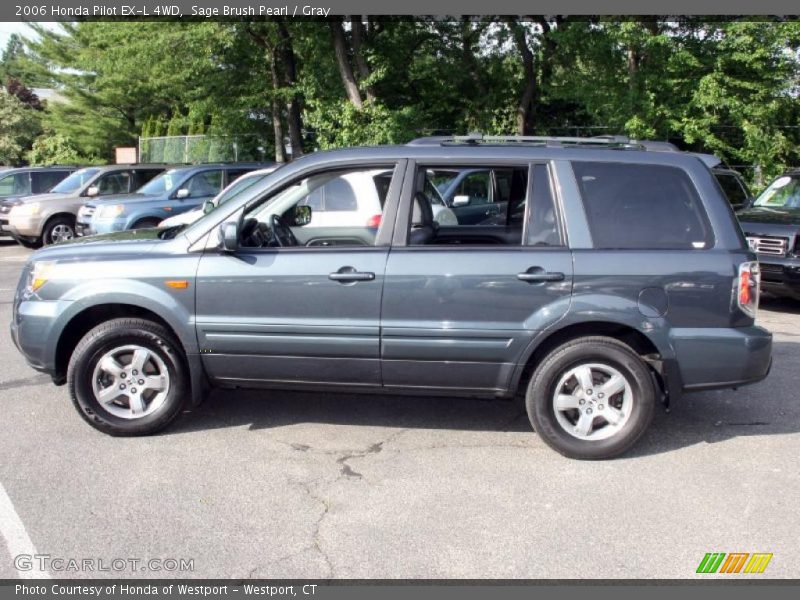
[10,136,772,459]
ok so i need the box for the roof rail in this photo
[407,134,680,152]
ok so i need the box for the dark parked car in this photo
[11,136,771,459]
[737,170,800,299]
[691,154,753,210]
[0,167,77,237]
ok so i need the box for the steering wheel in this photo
[270,214,299,247]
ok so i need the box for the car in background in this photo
[0,167,77,237]
[691,153,753,210]
[78,163,269,237]
[737,171,800,299]
[6,165,167,247]
[159,167,278,229]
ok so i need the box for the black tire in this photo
[67,318,188,436]
[13,235,42,249]
[526,336,656,460]
[132,218,161,230]
[42,215,75,245]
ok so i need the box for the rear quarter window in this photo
[573,161,712,250]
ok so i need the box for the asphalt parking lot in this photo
[0,238,798,580]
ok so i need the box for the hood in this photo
[29,228,167,264]
[85,192,157,207]
[737,206,800,227]
[14,192,70,204]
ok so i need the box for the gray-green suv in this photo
[10,137,772,459]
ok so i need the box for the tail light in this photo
[736,261,760,317]
[366,214,381,228]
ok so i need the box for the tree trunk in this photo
[506,20,536,135]
[276,22,304,157]
[268,47,287,163]
[329,19,363,108]
[350,16,376,103]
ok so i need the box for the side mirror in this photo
[176,189,190,199]
[202,200,215,215]
[452,194,470,207]
[294,205,312,226]
[86,185,99,197]
[218,222,238,252]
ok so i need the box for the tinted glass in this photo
[183,170,223,197]
[715,173,748,207]
[32,171,70,194]
[95,171,132,195]
[574,162,711,250]
[526,164,562,246]
[138,170,182,195]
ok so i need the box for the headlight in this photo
[10,202,41,217]
[98,204,125,218]
[26,261,54,293]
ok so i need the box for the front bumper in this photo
[7,215,42,237]
[671,326,772,391]
[11,297,72,374]
[0,217,11,236]
[82,218,126,236]
[750,255,800,298]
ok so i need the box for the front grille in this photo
[759,263,784,273]
[746,236,789,256]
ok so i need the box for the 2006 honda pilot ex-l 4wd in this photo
[10,137,772,459]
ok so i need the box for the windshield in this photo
[50,168,100,194]
[137,169,185,195]
[754,175,800,208]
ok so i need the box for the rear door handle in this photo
[517,269,565,283]
[329,266,375,282]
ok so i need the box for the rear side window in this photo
[715,172,749,208]
[32,171,70,193]
[573,162,712,250]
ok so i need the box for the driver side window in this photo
[240,166,398,249]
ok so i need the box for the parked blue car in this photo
[76,163,269,236]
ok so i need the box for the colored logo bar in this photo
[697,552,773,574]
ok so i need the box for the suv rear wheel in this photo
[67,318,188,435]
[526,336,656,459]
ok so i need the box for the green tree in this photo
[0,90,42,165]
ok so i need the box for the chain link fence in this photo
[138,135,270,164]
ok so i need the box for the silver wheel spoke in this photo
[574,412,594,437]
[555,394,580,410]
[128,393,146,415]
[143,375,166,392]
[131,348,151,373]
[97,385,121,405]
[600,374,626,398]
[603,406,625,426]
[100,356,125,378]
[574,366,594,393]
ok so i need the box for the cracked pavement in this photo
[0,240,799,579]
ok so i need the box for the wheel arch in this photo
[510,319,678,399]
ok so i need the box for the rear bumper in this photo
[670,326,772,392]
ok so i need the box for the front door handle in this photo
[517,268,565,283]
[329,266,375,282]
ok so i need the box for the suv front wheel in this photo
[67,318,189,435]
[526,336,656,459]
